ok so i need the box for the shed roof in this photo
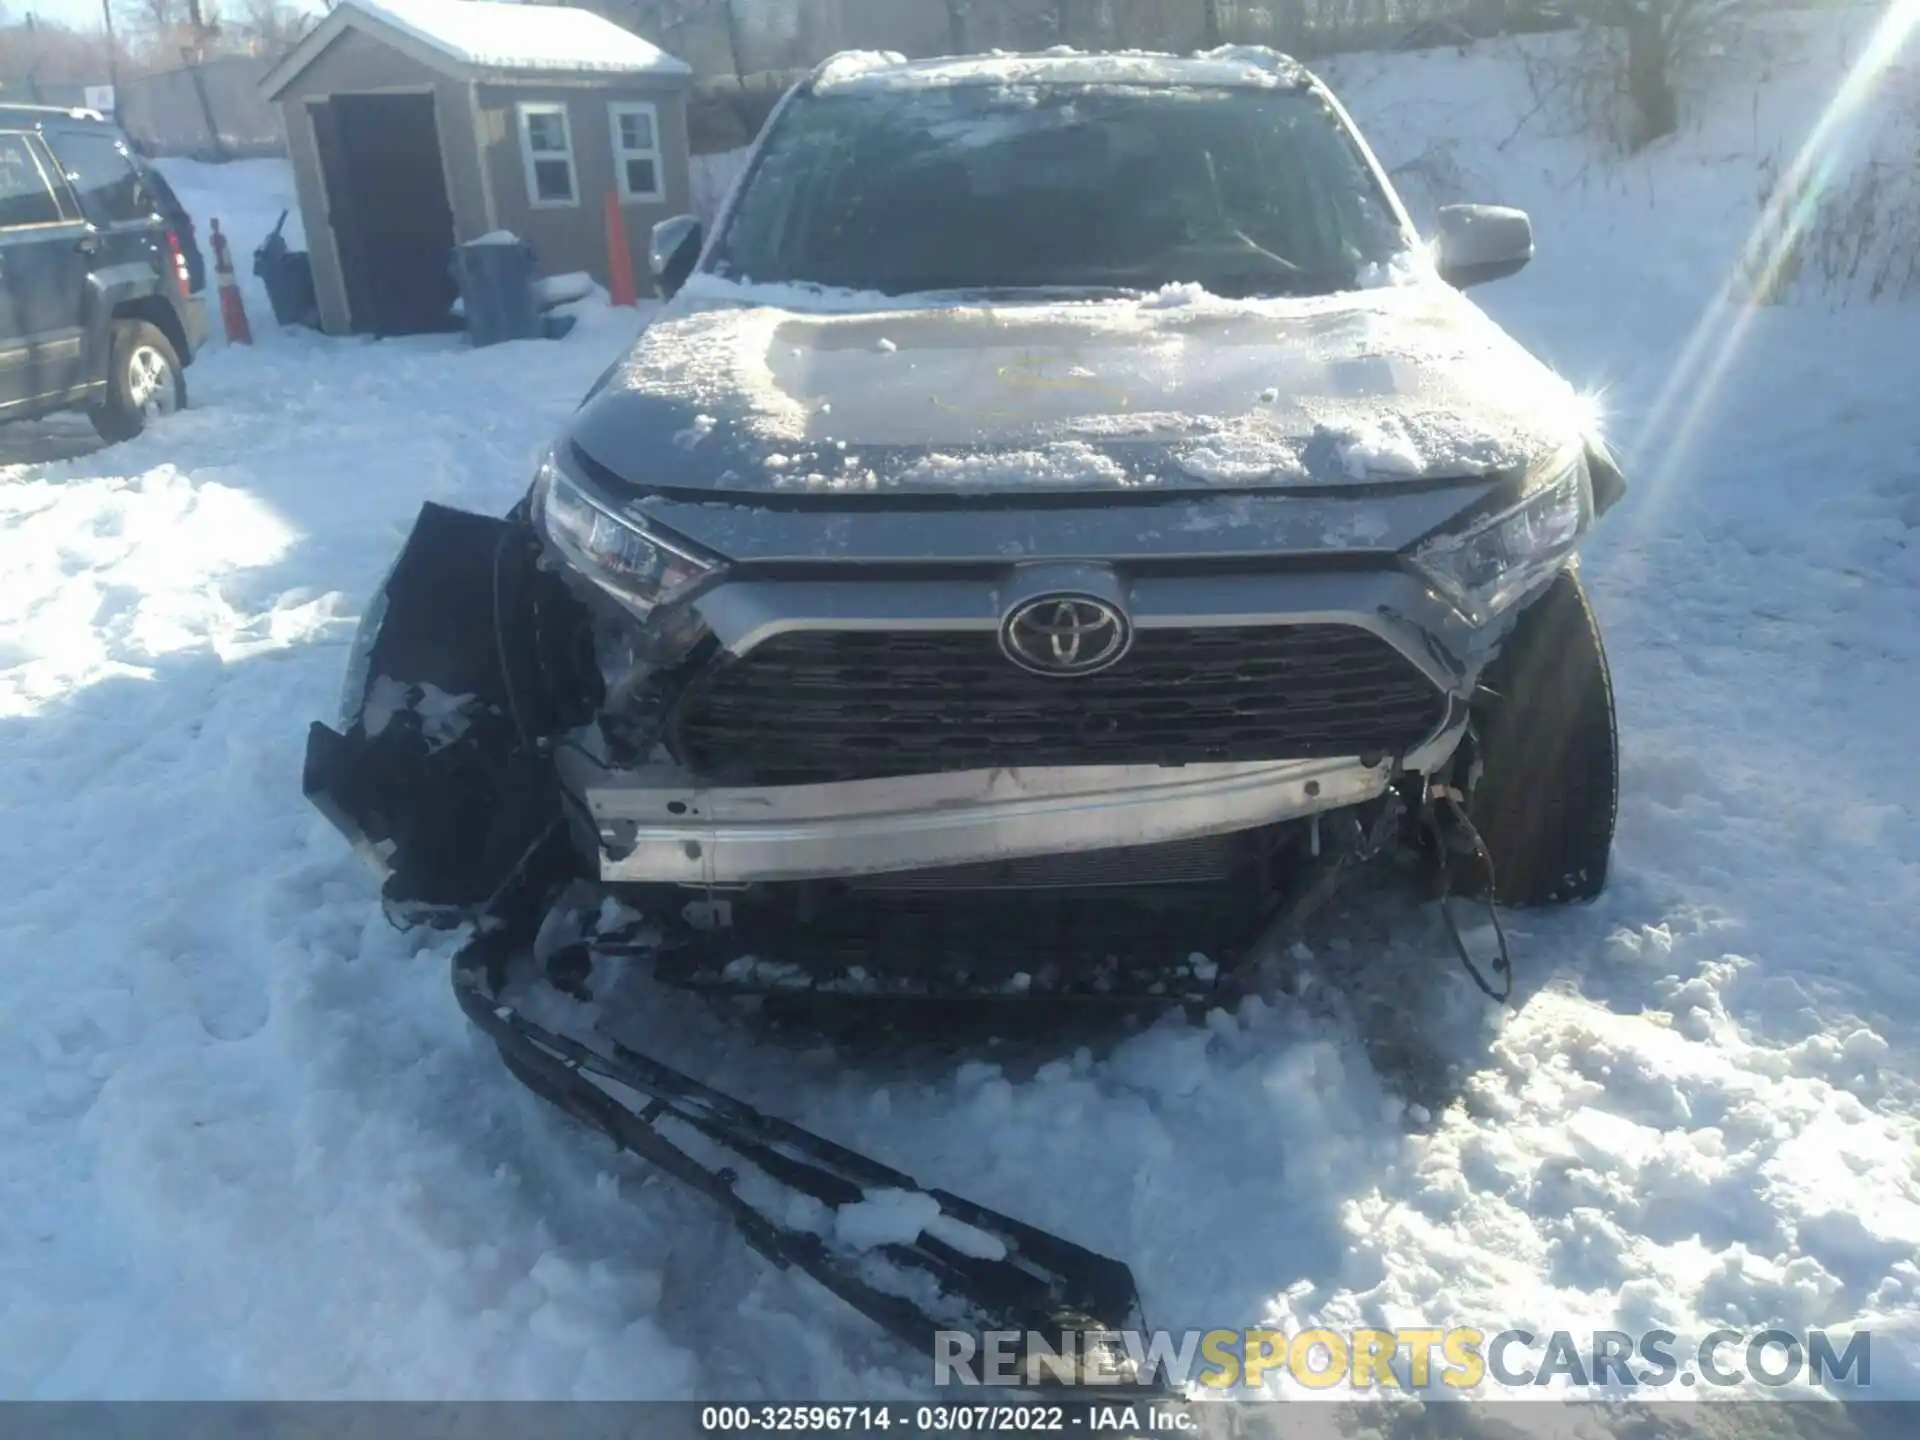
[263,0,690,100]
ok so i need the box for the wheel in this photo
[88,319,186,443]
[1457,568,1618,906]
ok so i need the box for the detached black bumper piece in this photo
[456,826,1159,1392]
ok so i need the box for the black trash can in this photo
[450,236,539,348]
[252,211,319,330]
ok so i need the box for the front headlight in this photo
[531,450,718,619]
[1408,454,1591,625]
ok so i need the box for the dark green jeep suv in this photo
[1,104,207,442]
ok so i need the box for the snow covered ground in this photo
[2,3,1918,1412]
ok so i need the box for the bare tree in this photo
[232,0,311,51]
[1585,0,1750,147]
[620,0,747,80]
[134,0,179,33]
[945,0,969,53]
[183,0,219,53]
[0,13,119,86]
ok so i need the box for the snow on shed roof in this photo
[340,0,690,77]
[811,46,1307,96]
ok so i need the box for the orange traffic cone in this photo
[604,191,638,308]
[208,218,253,345]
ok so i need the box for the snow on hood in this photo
[570,274,1588,496]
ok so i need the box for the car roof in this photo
[808,46,1310,97]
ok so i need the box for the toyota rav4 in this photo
[305,46,1625,1009]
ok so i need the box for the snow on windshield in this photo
[811,46,1307,95]
[710,83,1408,298]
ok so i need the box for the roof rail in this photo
[0,101,109,121]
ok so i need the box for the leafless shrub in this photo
[1386,139,1475,220]
[1743,85,1920,309]
[1492,0,1771,155]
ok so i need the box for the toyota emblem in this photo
[1000,595,1132,676]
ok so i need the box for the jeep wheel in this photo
[1459,569,1618,907]
[89,320,186,443]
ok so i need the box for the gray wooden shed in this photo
[261,0,692,337]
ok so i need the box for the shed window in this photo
[516,103,578,207]
[609,102,663,203]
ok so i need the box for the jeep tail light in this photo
[166,229,191,296]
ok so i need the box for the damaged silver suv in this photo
[307,46,1623,1009]
[302,46,1627,1372]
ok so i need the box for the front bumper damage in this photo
[302,500,1167,1386]
[571,747,1457,887]
[299,496,1502,1383]
[564,552,1481,887]
[304,494,1492,944]
[457,827,1155,1391]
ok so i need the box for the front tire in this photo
[1459,569,1618,907]
[89,319,186,443]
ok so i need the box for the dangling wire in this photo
[494,525,600,842]
[492,524,534,756]
[1424,782,1514,1004]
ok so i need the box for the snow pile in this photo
[810,50,908,88]
[0,269,663,1396]
[831,1190,1007,1263]
[1331,416,1427,478]
[877,443,1134,492]
[812,48,1305,95]
[533,272,596,308]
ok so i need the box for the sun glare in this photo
[1629,0,1920,514]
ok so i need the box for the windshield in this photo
[712,84,1409,298]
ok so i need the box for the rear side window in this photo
[47,130,150,225]
[138,161,184,218]
[0,133,61,229]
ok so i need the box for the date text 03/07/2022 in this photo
[698,1403,1200,1434]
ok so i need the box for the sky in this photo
[12,0,325,34]
[12,0,109,29]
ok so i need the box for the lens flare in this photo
[1631,0,1920,518]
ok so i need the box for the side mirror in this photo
[649,215,702,299]
[1434,204,1533,289]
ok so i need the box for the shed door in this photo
[312,92,457,337]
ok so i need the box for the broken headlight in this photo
[531,449,719,620]
[1408,452,1591,625]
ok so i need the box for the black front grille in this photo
[671,625,1447,786]
[843,832,1250,892]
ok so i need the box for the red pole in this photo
[209,218,253,344]
[604,191,638,308]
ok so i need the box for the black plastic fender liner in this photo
[303,500,598,922]
[454,824,1161,1394]
[1585,434,1629,518]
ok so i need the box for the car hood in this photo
[568,276,1590,498]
